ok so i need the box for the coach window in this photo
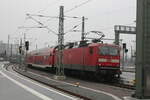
[46,56,49,59]
[89,47,93,54]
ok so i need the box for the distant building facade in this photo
[0,41,19,57]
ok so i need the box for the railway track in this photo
[6,63,134,99]
[10,65,90,100]
[26,66,135,90]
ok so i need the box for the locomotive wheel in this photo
[94,72,105,82]
[87,72,95,81]
[80,71,87,80]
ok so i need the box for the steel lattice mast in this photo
[56,6,65,77]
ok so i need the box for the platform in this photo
[0,62,80,100]
[123,96,150,100]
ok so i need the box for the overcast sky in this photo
[0,0,136,51]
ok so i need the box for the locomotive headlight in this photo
[111,59,119,63]
[98,58,107,62]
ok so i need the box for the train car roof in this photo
[88,43,119,47]
[28,47,55,56]
[28,43,119,56]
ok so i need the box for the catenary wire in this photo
[37,0,62,13]
[65,0,93,13]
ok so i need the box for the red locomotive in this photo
[27,41,121,80]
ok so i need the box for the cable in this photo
[65,0,93,13]
[10,17,29,37]
[21,0,93,37]
[18,26,47,29]
[65,16,80,19]
[64,22,82,34]
[27,15,58,35]
[37,0,62,13]
[26,13,58,18]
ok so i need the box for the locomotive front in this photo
[96,44,121,78]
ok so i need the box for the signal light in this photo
[125,49,128,53]
[25,41,29,51]
[123,43,126,49]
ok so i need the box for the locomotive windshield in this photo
[99,46,119,56]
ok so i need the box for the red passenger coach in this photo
[27,42,121,79]
[27,48,55,68]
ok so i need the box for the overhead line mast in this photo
[54,6,66,79]
[81,16,85,41]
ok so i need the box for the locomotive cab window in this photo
[99,46,119,56]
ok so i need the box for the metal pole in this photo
[125,51,127,66]
[122,48,125,70]
[25,49,27,71]
[135,0,150,98]
[115,32,120,45]
[10,44,12,57]
[81,16,85,75]
[81,16,85,41]
[56,6,65,78]
[135,0,144,98]
[17,41,19,55]
[23,33,27,71]
[20,38,23,69]
[7,35,10,60]
[24,33,26,45]
[36,44,37,50]
[131,46,133,64]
